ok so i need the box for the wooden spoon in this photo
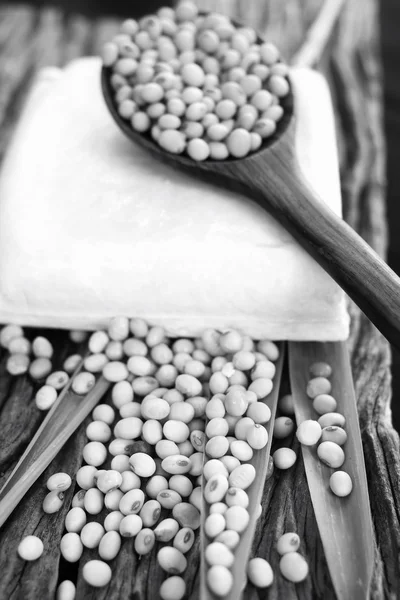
[101,65,400,349]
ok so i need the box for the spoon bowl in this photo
[101,26,400,350]
[101,64,294,171]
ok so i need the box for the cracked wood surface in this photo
[0,1,398,599]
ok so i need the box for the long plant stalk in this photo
[0,371,110,528]
[291,0,347,67]
[200,343,285,600]
[289,341,374,600]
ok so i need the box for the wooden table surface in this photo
[0,1,399,599]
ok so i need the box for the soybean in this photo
[209,502,228,515]
[162,454,192,474]
[228,463,256,489]
[206,436,230,458]
[89,331,109,354]
[65,507,87,533]
[159,576,186,600]
[18,536,44,561]
[92,404,115,425]
[7,353,30,376]
[30,358,53,380]
[318,412,346,428]
[306,377,332,398]
[87,421,112,443]
[119,514,143,537]
[140,499,161,527]
[313,394,337,415]
[225,487,249,508]
[103,361,129,382]
[317,441,345,468]
[329,471,353,496]
[135,528,156,555]
[173,527,195,553]
[273,448,297,470]
[72,372,95,395]
[279,552,309,582]
[82,560,112,587]
[230,439,253,460]
[234,416,255,440]
[204,474,229,504]
[204,513,226,538]
[154,518,180,542]
[104,511,124,532]
[96,469,122,493]
[247,557,274,588]
[273,416,294,439]
[173,502,201,529]
[82,441,107,467]
[225,505,250,532]
[47,472,71,492]
[157,489,183,509]
[98,531,121,561]
[277,532,301,554]
[60,533,83,562]
[0,324,24,348]
[146,475,169,498]
[296,420,322,446]
[32,336,53,359]
[321,426,347,446]
[246,401,271,424]
[80,522,105,549]
[205,542,234,567]
[156,439,180,459]
[56,580,76,600]
[207,565,233,597]
[309,362,332,378]
[215,529,240,550]
[119,489,145,515]
[163,420,190,443]
[114,417,143,440]
[141,396,170,420]
[46,370,69,390]
[203,459,229,480]
[278,393,295,415]
[72,490,86,508]
[157,546,187,574]
[246,423,268,449]
[129,452,156,477]
[105,489,124,511]
[43,490,65,513]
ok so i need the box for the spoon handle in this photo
[236,157,400,348]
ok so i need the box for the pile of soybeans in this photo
[3,317,316,598]
[102,1,290,161]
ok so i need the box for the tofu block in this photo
[0,58,349,340]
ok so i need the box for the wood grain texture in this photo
[0,1,397,599]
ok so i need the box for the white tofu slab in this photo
[0,58,349,340]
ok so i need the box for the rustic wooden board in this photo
[0,1,398,599]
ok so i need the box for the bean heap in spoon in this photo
[102,1,290,162]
